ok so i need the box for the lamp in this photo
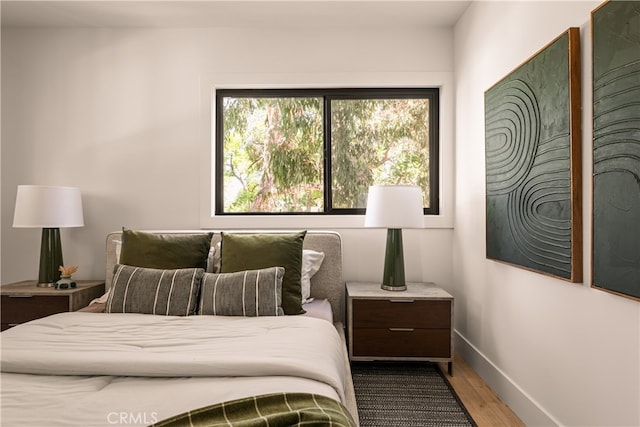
[365,185,424,291]
[13,185,84,287]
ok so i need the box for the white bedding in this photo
[303,298,334,323]
[83,295,335,323]
[1,312,346,426]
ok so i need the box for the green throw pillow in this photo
[199,267,285,317]
[220,231,307,315]
[120,229,213,270]
[107,265,204,316]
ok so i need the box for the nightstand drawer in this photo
[352,299,451,329]
[1,295,69,325]
[352,328,451,358]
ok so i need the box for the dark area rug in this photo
[351,362,477,427]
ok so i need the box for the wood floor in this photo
[438,353,525,427]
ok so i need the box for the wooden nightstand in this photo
[1,280,105,331]
[347,281,454,374]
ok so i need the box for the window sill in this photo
[199,214,453,230]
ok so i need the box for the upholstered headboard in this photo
[105,230,345,323]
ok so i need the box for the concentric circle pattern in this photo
[485,73,573,278]
[485,79,540,196]
[592,10,640,291]
[508,145,572,274]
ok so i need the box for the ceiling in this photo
[1,1,471,28]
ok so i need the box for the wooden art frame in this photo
[485,28,582,282]
[591,1,640,300]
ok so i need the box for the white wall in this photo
[8,5,635,426]
[1,25,455,296]
[454,2,640,426]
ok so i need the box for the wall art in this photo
[485,28,582,282]
[592,1,640,300]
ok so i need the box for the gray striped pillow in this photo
[106,265,204,316]
[199,267,285,317]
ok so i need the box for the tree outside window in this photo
[215,88,439,215]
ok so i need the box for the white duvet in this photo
[1,312,346,426]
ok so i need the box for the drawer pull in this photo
[8,323,20,327]
[8,295,33,298]
[389,328,415,332]
[389,299,414,303]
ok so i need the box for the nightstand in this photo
[1,280,105,331]
[347,281,454,374]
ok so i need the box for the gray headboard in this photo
[105,230,345,323]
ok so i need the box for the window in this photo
[215,88,439,215]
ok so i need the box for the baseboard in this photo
[454,331,560,426]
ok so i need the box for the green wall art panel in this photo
[485,29,583,282]
[592,1,640,300]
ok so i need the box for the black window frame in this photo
[215,87,440,215]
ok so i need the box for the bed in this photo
[1,230,359,426]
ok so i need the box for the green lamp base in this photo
[38,228,63,288]
[381,228,407,291]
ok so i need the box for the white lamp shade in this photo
[13,185,84,228]
[364,185,424,229]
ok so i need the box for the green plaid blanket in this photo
[151,392,356,427]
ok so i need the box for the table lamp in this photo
[13,185,84,287]
[364,185,424,291]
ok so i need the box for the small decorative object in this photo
[484,28,582,282]
[364,185,424,291]
[55,265,78,290]
[591,0,640,300]
[13,185,84,287]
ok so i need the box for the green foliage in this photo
[221,95,430,212]
[331,98,430,208]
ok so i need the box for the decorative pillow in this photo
[119,229,213,270]
[301,249,325,303]
[220,231,307,315]
[212,242,222,273]
[116,238,216,273]
[199,267,285,317]
[205,245,216,273]
[106,265,204,316]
